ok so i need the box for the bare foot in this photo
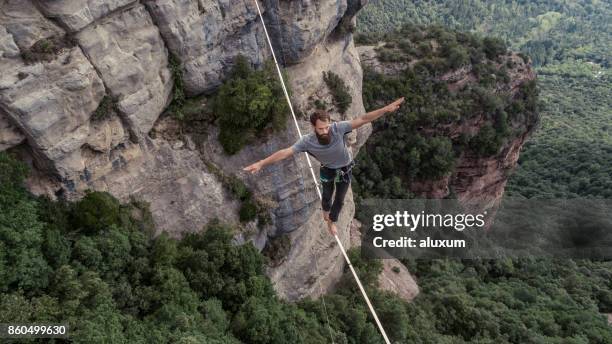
[322,210,331,223]
[327,221,338,236]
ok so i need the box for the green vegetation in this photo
[357,0,611,68]
[20,36,76,64]
[167,53,187,121]
[0,151,393,343]
[2,120,612,343]
[212,55,289,155]
[506,74,612,198]
[92,95,117,121]
[399,258,612,343]
[165,54,214,128]
[352,25,537,199]
[366,24,509,79]
[357,0,612,199]
[352,3,612,343]
[203,161,271,227]
[323,71,352,114]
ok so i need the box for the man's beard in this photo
[316,132,331,145]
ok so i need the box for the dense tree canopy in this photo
[352,25,537,200]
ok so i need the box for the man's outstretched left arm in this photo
[349,97,405,130]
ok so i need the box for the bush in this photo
[469,123,503,156]
[167,53,187,120]
[92,95,117,121]
[482,37,507,60]
[213,55,289,155]
[239,199,258,222]
[71,191,121,234]
[323,71,352,114]
[204,161,270,227]
[21,36,75,64]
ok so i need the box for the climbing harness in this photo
[320,160,356,184]
[252,1,392,343]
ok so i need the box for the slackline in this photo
[251,1,392,343]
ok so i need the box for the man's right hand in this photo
[243,161,263,174]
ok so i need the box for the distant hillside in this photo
[356,0,612,199]
[357,0,611,68]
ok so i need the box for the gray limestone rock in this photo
[144,0,268,95]
[0,0,379,301]
[86,115,129,154]
[0,110,25,150]
[0,26,20,58]
[76,4,172,137]
[83,135,241,239]
[37,0,138,32]
[262,0,365,65]
[0,30,105,173]
[0,0,64,50]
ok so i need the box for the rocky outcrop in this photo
[75,4,173,137]
[144,0,269,95]
[194,36,368,298]
[0,0,64,50]
[357,45,537,212]
[0,111,25,150]
[378,259,420,302]
[262,0,349,64]
[0,13,105,176]
[350,219,419,302]
[37,0,137,32]
[0,0,370,301]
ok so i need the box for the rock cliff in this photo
[0,0,369,300]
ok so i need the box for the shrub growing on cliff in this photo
[167,53,187,120]
[482,37,507,61]
[203,161,271,227]
[21,36,76,64]
[469,123,503,156]
[92,95,117,121]
[323,71,352,114]
[213,55,289,155]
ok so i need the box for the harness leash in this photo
[252,1,392,343]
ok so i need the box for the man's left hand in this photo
[385,97,405,112]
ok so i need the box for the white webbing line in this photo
[252,1,391,343]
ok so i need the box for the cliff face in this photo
[0,0,368,300]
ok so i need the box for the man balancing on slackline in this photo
[243,97,405,236]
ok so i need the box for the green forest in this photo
[352,24,538,199]
[348,0,612,342]
[2,151,611,342]
[357,0,612,198]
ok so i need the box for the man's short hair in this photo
[309,109,330,126]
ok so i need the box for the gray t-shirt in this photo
[291,121,353,168]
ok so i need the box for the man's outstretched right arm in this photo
[243,147,294,174]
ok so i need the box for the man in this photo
[243,97,405,236]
